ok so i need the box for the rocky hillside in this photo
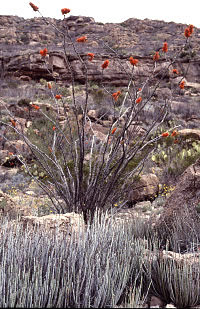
[0,14,200,82]
[0,14,200,129]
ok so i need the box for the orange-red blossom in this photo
[52,126,56,131]
[162,42,168,53]
[111,128,117,134]
[172,69,179,74]
[29,2,39,11]
[76,36,87,43]
[32,104,40,110]
[129,57,138,66]
[61,8,70,15]
[55,94,62,100]
[171,130,178,137]
[136,97,142,104]
[88,53,94,61]
[162,132,169,137]
[112,91,121,101]
[10,119,16,127]
[102,60,109,69]
[189,24,194,35]
[47,82,52,89]
[179,81,185,89]
[153,51,160,61]
[40,48,48,57]
[184,24,194,38]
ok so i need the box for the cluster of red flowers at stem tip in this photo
[162,130,178,138]
[61,8,70,15]
[162,42,168,53]
[179,80,185,89]
[52,126,56,131]
[136,97,142,104]
[102,60,109,69]
[162,132,169,137]
[47,82,52,89]
[172,69,179,74]
[111,128,117,134]
[153,51,160,61]
[171,130,177,137]
[55,94,62,100]
[76,36,87,43]
[40,48,48,57]
[10,119,16,127]
[129,57,138,66]
[29,2,39,11]
[184,24,194,38]
[32,104,40,110]
[112,91,121,101]
[88,53,94,61]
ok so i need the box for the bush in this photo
[0,213,149,308]
[0,4,196,222]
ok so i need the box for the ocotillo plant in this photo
[0,3,195,221]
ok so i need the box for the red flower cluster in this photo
[184,24,194,38]
[162,42,168,53]
[136,97,142,104]
[52,126,56,131]
[112,91,121,101]
[111,128,117,134]
[55,94,62,100]
[153,51,160,61]
[189,24,194,34]
[129,57,138,66]
[88,53,94,61]
[40,48,48,57]
[102,60,109,69]
[10,119,16,127]
[47,82,52,89]
[179,80,185,89]
[61,8,70,15]
[29,2,39,11]
[171,130,178,137]
[76,36,87,43]
[162,132,169,137]
[32,104,40,110]
[172,69,179,74]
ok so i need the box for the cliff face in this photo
[0,15,200,128]
[0,14,200,84]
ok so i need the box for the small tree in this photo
[0,4,195,221]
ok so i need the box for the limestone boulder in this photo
[20,212,85,239]
[178,128,200,140]
[128,173,159,204]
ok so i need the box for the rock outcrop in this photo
[0,15,200,85]
[152,157,200,249]
[20,212,85,239]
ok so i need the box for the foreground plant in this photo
[0,3,195,221]
[0,213,149,308]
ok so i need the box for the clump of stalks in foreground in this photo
[0,3,195,222]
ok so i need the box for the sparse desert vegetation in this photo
[0,3,200,308]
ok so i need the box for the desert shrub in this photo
[0,212,150,308]
[150,253,200,307]
[0,3,196,221]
